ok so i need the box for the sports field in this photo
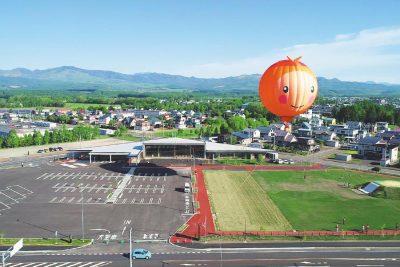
[204,170,292,231]
[205,169,400,231]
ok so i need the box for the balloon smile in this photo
[291,104,304,108]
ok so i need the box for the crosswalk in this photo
[2,262,111,267]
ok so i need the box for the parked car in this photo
[37,149,44,153]
[274,159,284,164]
[283,159,289,164]
[58,147,63,151]
[289,159,295,164]
[49,147,54,152]
[184,182,191,193]
[43,148,48,153]
[132,248,151,260]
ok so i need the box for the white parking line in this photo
[149,198,153,204]
[122,198,127,204]
[136,185,142,193]
[145,185,150,193]
[0,191,18,203]
[0,201,11,211]
[158,198,162,204]
[140,198,144,204]
[131,198,135,203]
[87,197,92,203]
[59,197,66,203]
[68,197,75,203]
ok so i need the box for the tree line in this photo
[0,125,100,149]
[332,100,400,124]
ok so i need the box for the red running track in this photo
[170,165,215,244]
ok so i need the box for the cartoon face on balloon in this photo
[259,56,318,125]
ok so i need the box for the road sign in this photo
[2,238,23,266]
[10,238,23,257]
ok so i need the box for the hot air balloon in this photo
[259,56,318,129]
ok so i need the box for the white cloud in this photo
[181,26,400,84]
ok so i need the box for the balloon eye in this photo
[283,86,289,93]
[311,85,315,93]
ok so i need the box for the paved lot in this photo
[0,163,192,242]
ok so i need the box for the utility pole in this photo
[129,227,133,267]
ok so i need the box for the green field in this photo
[204,170,292,231]
[205,169,400,232]
[154,128,199,138]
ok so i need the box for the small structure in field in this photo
[335,154,352,162]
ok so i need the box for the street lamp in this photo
[76,186,85,242]
[129,227,133,267]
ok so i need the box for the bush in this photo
[371,167,381,173]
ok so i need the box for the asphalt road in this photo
[5,245,400,267]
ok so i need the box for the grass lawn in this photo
[0,238,91,246]
[115,134,141,142]
[204,170,292,231]
[253,170,400,231]
[153,128,198,138]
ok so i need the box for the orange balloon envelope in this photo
[259,56,318,126]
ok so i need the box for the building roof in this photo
[358,136,383,145]
[70,142,143,156]
[143,137,205,146]
[232,132,250,139]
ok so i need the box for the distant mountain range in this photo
[1,66,399,96]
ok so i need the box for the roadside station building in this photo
[68,137,276,165]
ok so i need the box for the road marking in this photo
[131,198,135,203]
[87,197,92,203]
[145,184,150,193]
[59,196,66,203]
[122,198,127,204]
[68,197,75,203]
[140,198,144,204]
[50,197,57,203]
[136,184,142,193]
[149,197,153,204]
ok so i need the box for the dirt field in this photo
[204,170,292,231]
[378,180,400,188]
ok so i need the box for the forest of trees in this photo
[0,125,100,148]
[332,100,400,124]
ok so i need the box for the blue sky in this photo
[1,0,400,83]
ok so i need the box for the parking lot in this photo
[0,162,193,241]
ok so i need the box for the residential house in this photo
[346,121,363,130]
[314,129,336,141]
[322,117,336,125]
[376,122,389,132]
[357,136,399,166]
[134,120,150,131]
[296,137,319,152]
[274,130,297,147]
[231,131,252,145]
[296,122,313,138]
[310,117,323,128]
[242,128,260,140]
[98,115,111,125]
